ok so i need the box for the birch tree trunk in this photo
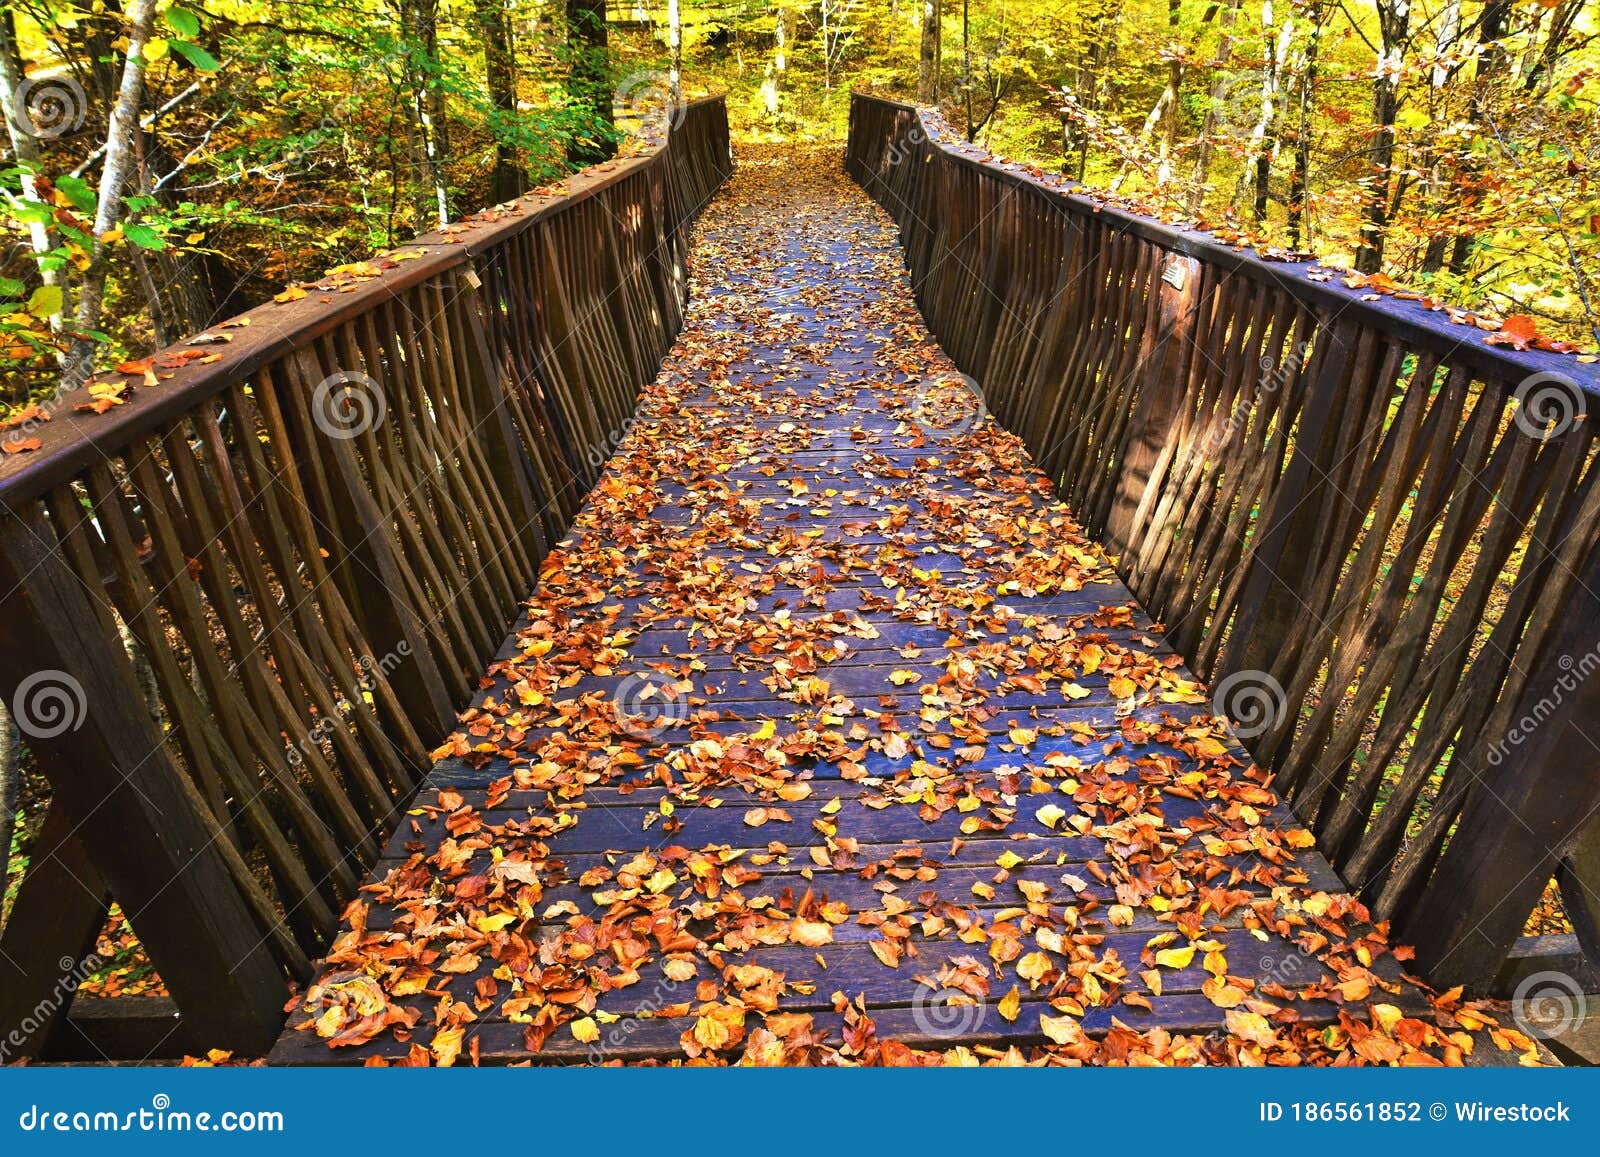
[1248,1,1293,222]
[668,0,682,103]
[1287,1,1324,249]
[1185,0,1243,211]
[62,0,157,390]
[918,0,941,104]
[0,9,65,336]
[1113,0,1184,194]
[0,699,18,913]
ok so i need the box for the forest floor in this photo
[249,142,1541,1065]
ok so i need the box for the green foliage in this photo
[1,0,1596,418]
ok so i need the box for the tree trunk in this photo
[668,0,683,103]
[1116,0,1185,194]
[961,0,973,139]
[0,698,18,913]
[918,0,941,104]
[62,0,157,390]
[1447,0,1510,273]
[0,10,64,335]
[1353,0,1409,274]
[567,0,614,164]
[401,0,450,226]
[1249,1,1292,223]
[1287,2,1324,248]
[475,0,525,201]
[1185,0,1243,211]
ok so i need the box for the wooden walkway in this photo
[268,146,1477,1066]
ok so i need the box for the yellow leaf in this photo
[1039,1013,1083,1046]
[693,1015,731,1050]
[570,1017,600,1043]
[1154,945,1196,969]
[430,1025,465,1067]
[998,985,1021,1023]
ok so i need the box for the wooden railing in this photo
[0,97,731,1059]
[847,93,1600,993]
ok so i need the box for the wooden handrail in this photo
[0,96,731,1059]
[847,91,1600,991]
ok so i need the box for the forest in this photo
[0,0,1595,425]
[2,0,1598,1069]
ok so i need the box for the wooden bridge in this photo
[2,95,1597,1065]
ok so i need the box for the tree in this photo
[567,0,614,164]
[476,0,525,202]
[63,0,158,389]
[1353,0,1410,273]
[918,0,941,104]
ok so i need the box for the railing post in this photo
[1102,253,1201,561]
[0,804,109,1057]
[0,504,286,1053]
[1406,541,1600,988]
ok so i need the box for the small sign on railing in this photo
[1161,260,1187,291]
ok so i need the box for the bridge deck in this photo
[268,146,1501,1066]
